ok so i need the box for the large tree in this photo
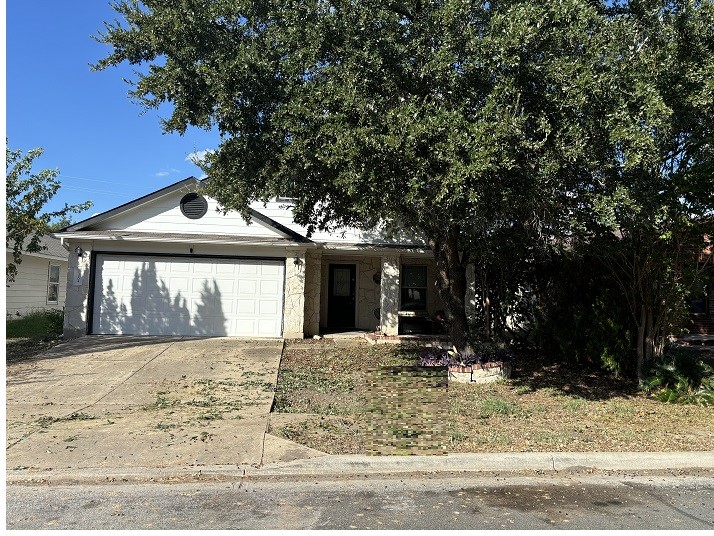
[584,0,714,384]
[96,0,616,351]
[6,143,92,282]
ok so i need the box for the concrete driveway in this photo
[6,336,321,472]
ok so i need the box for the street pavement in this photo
[7,471,714,529]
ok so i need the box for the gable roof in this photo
[61,177,309,243]
[6,235,69,260]
[62,177,202,232]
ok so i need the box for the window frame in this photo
[47,262,61,304]
[400,264,428,312]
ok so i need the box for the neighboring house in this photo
[5,236,69,317]
[54,177,451,339]
[687,240,714,336]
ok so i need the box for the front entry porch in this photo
[299,248,449,338]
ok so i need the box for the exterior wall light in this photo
[75,246,84,258]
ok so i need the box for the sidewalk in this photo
[7,451,714,485]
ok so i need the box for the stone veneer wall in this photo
[357,256,382,331]
[283,248,306,338]
[380,254,401,336]
[63,240,93,338]
[303,250,322,336]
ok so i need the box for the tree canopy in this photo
[5,143,92,282]
[95,0,713,360]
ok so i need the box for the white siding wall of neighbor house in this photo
[5,253,68,316]
[93,191,284,237]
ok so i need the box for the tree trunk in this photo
[636,305,647,387]
[636,303,663,388]
[431,232,472,355]
[481,268,491,340]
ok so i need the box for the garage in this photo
[91,254,285,337]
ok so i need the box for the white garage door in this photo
[92,254,284,337]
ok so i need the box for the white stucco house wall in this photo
[54,177,455,339]
[5,236,69,317]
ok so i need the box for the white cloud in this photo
[155,171,170,177]
[185,149,213,165]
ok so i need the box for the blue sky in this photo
[6,1,220,222]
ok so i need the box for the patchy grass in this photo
[271,341,448,454]
[6,310,64,362]
[270,341,714,455]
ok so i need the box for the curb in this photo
[7,452,714,485]
[251,451,714,476]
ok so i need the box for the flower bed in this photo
[420,346,515,384]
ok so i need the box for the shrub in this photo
[6,309,64,339]
[644,350,714,406]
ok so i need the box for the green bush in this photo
[6,309,64,339]
[645,350,714,406]
[532,251,634,376]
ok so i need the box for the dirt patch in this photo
[6,338,63,365]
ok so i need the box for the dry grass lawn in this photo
[270,340,714,455]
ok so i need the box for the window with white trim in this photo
[47,263,60,304]
[401,265,427,311]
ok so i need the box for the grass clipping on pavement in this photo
[270,340,714,455]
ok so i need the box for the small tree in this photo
[5,143,92,282]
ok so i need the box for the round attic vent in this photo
[180,193,208,219]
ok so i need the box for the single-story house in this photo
[54,177,466,339]
[6,236,69,317]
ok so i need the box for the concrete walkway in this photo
[6,336,322,472]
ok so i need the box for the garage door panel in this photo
[93,255,284,337]
[169,277,190,293]
[236,299,256,314]
[260,263,281,276]
[239,263,258,275]
[260,280,280,295]
[258,319,280,336]
[259,300,279,315]
[233,319,257,336]
[238,280,258,295]
[214,279,236,294]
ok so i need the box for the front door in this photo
[328,264,356,328]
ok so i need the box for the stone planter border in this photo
[447,361,513,384]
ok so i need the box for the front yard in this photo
[269,340,714,455]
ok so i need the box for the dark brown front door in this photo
[328,264,356,328]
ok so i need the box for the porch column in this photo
[303,249,322,337]
[465,263,477,320]
[284,247,307,338]
[380,253,401,336]
[63,240,93,338]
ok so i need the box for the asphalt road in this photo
[7,471,714,529]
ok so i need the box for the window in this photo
[47,263,60,304]
[401,265,427,311]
